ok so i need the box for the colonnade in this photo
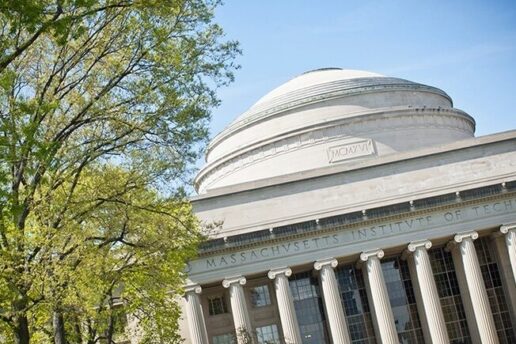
[185,226,516,344]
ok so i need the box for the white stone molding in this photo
[222,276,252,343]
[268,267,302,344]
[184,284,209,344]
[359,249,398,344]
[405,240,450,344]
[196,108,474,192]
[314,258,351,344]
[449,231,499,344]
[500,224,516,284]
[207,77,454,154]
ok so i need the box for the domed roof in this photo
[252,68,384,107]
[195,68,475,194]
[229,68,386,127]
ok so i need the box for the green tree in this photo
[33,166,202,344]
[0,0,239,343]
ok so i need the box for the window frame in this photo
[208,295,229,316]
[249,284,272,308]
[255,324,281,344]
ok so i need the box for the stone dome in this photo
[251,68,383,108]
[195,68,475,194]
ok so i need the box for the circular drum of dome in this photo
[195,68,475,194]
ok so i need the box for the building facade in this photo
[181,68,516,344]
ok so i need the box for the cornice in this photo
[197,188,516,257]
[199,172,516,238]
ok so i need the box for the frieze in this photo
[187,196,516,276]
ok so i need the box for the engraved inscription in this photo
[188,197,516,275]
[327,140,375,163]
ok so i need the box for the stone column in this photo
[500,224,516,284]
[359,249,398,344]
[314,258,351,344]
[268,267,302,344]
[405,240,449,344]
[184,284,209,344]
[222,276,252,343]
[449,231,499,344]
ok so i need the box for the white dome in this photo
[252,68,383,107]
[195,68,475,194]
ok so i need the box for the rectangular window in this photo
[256,324,280,344]
[213,333,235,344]
[208,295,228,316]
[429,247,471,343]
[335,264,376,344]
[289,272,330,344]
[250,285,271,307]
[381,257,425,344]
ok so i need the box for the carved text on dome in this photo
[327,139,375,163]
[196,110,474,192]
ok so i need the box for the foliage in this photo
[236,327,254,344]
[234,327,287,344]
[0,0,239,343]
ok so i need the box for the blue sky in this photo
[210,0,516,137]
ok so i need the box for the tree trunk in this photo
[13,314,30,344]
[53,310,67,344]
[86,319,96,344]
[106,313,115,344]
[73,314,82,343]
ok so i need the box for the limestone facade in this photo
[182,69,516,344]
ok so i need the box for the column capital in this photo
[500,223,516,234]
[222,276,246,288]
[268,267,292,280]
[184,284,202,295]
[314,258,338,271]
[454,231,479,243]
[408,239,432,252]
[360,249,384,262]
[499,223,516,286]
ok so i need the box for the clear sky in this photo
[210,0,516,138]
